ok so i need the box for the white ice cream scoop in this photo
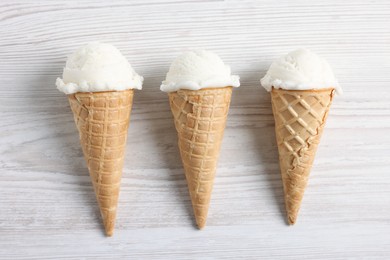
[56,42,143,94]
[161,50,240,92]
[261,48,342,95]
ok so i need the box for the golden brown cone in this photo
[169,87,233,229]
[68,90,134,236]
[271,88,335,225]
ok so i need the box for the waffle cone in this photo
[271,88,335,225]
[169,87,232,229]
[68,90,134,236]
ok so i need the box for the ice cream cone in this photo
[271,88,335,224]
[68,90,134,236]
[169,87,232,229]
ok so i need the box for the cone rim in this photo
[67,89,135,97]
[271,87,335,93]
[167,86,233,94]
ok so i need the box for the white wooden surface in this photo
[1,0,390,259]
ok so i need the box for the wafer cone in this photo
[169,87,232,229]
[68,90,134,236]
[271,88,335,224]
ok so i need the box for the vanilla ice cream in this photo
[160,50,240,92]
[260,49,342,94]
[56,42,143,94]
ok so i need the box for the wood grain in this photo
[1,0,390,259]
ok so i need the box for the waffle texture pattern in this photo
[68,90,134,236]
[271,88,334,224]
[169,87,232,228]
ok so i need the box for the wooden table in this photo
[1,1,389,259]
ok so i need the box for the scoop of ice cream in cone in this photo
[56,42,143,94]
[261,49,341,225]
[57,42,143,236]
[161,50,239,229]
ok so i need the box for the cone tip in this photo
[103,220,115,237]
[195,217,207,230]
[287,215,297,225]
[105,227,114,237]
[197,223,206,230]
